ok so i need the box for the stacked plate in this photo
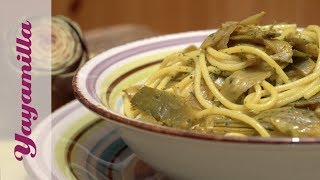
[25,100,165,180]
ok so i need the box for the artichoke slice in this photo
[255,107,320,137]
[220,69,271,102]
[201,22,238,50]
[290,92,320,110]
[131,86,196,129]
[239,11,266,25]
[263,39,293,63]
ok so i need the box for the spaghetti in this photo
[122,12,320,138]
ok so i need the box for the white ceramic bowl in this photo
[73,30,320,180]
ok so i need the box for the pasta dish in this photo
[123,12,320,137]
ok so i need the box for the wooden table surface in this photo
[53,0,320,34]
[85,24,156,56]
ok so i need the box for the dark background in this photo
[53,0,320,34]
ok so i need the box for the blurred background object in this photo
[51,19,156,111]
[53,0,320,34]
[50,16,89,111]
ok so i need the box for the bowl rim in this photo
[73,29,320,144]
